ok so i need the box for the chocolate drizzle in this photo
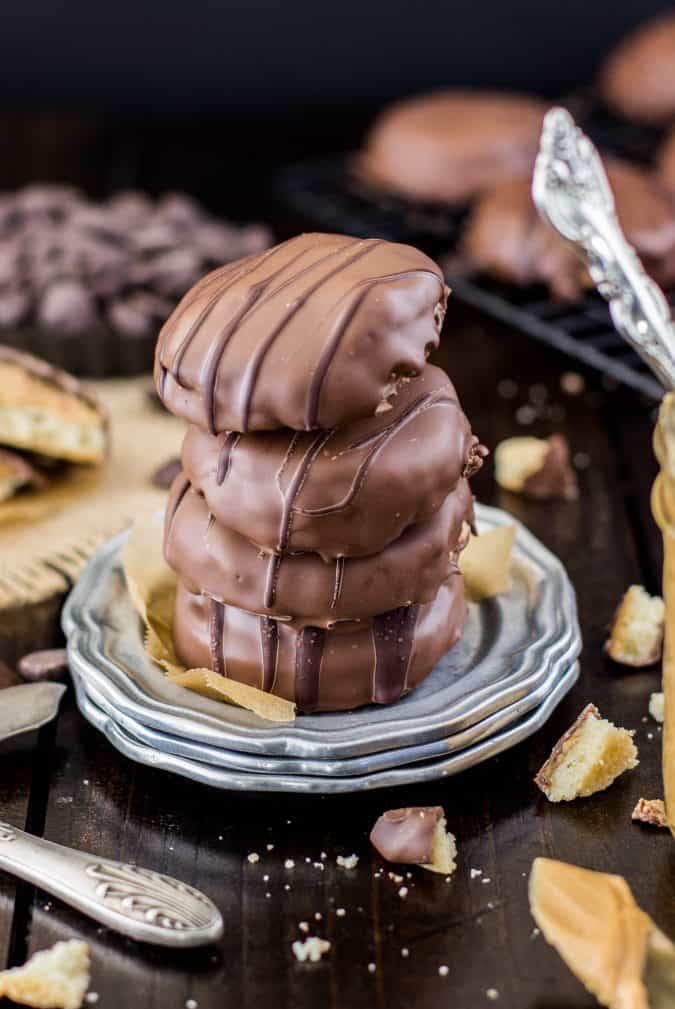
[209,598,225,677]
[295,626,325,711]
[372,605,420,703]
[165,473,190,533]
[259,616,279,692]
[174,237,376,433]
[216,431,239,485]
[331,557,345,609]
[298,389,456,518]
[304,268,442,429]
[264,429,333,608]
[236,240,383,430]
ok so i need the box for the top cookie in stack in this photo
[155,233,486,712]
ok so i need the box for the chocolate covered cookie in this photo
[0,346,107,464]
[172,575,466,712]
[182,365,483,559]
[462,160,675,298]
[164,474,473,626]
[155,233,447,433]
[358,91,547,205]
[600,13,675,124]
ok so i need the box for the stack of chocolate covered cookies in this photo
[155,233,485,713]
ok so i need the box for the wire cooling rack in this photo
[276,101,669,401]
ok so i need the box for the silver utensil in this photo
[0,822,223,947]
[532,106,675,389]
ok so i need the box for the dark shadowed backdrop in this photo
[0,1,673,216]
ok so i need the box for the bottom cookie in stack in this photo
[173,575,467,713]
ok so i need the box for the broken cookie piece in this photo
[529,857,675,1009]
[459,523,516,602]
[0,940,90,1009]
[632,798,669,829]
[370,806,457,875]
[534,703,638,802]
[494,434,578,501]
[292,937,331,963]
[605,585,666,667]
[0,447,48,503]
[0,347,107,465]
[650,692,664,723]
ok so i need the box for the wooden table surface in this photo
[0,301,671,1009]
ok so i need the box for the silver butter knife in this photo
[0,821,223,947]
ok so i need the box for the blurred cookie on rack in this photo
[461,159,675,298]
[600,12,675,124]
[357,91,547,205]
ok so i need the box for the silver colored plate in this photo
[71,653,575,777]
[72,663,579,793]
[64,504,581,761]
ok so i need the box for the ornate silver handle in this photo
[0,821,223,947]
[532,106,675,390]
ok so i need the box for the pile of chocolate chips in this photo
[0,185,271,337]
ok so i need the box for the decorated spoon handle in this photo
[532,106,675,391]
[533,107,675,839]
[0,821,223,947]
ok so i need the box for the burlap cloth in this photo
[0,378,184,609]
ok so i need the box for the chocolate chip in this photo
[107,296,153,337]
[151,457,181,489]
[157,192,203,228]
[38,279,98,334]
[0,286,30,326]
[18,648,69,682]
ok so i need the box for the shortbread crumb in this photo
[336,854,359,869]
[534,704,638,801]
[650,692,664,723]
[605,585,665,667]
[494,435,578,500]
[423,817,457,876]
[632,798,668,828]
[0,940,90,1009]
[291,937,330,963]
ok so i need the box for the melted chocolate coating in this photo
[164,473,472,627]
[462,160,675,298]
[369,807,444,864]
[154,233,446,433]
[358,91,546,205]
[601,13,675,124]
[173,575,466,712]
[182,366,480,559]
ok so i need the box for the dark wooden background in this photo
[1,70,674,1003]
[1,292,672,1008]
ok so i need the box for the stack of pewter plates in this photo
[63,504,581,794]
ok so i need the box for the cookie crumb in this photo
[292,937,330,963]
[632,797,668,828]
[650,692,664,723]
[336,854,359,869]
